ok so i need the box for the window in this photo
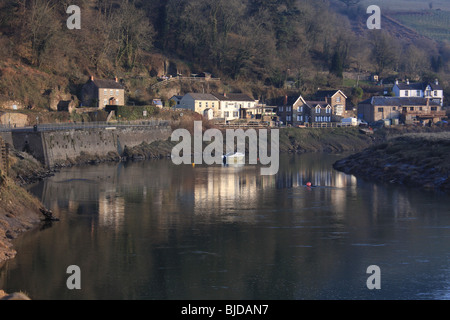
[404,91,409,97]
[315,116,318,122]
[224,111,229,117]
[419,107,423,111]
[116,90,120,96]
[315,106,320,114]
[426,90,431,97]
[104,89,107,95]
[279,107,284,112]
[286,106,291,112]
[199,102,202,107]
[298,106,303,113]
[326,106,331,114]
[103,99,107,106]
[410,107,414,111]
[378,108,384,113]
[297,115,303,122]
[416,90,421,96]
[336,96,341,103]
[431,107,437,111]
[393,107,396,111]
[206,102,209,108]
[434,91,438,96]
[286,115,292,122]
[212,102,215,108]
[233,111,239,117]
[110,89,114,95]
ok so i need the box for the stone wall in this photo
[11,126,172,168]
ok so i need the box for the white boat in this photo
[222,152,245,165]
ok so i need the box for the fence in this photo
[308,122,355,128]
[0,119,170,132]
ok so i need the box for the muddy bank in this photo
[333,132,450,192]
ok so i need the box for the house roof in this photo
[186,93,219,101]
[211,92,255,102]
[315,90,347,100]
[91,79,124,89]
[306,101,331,108]
[395,81,443,91]
[271,95,300,106]
[360,96,441,106]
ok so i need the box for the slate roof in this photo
[271,95,301,106]
[91,79,124,89]
[395,81,443,91]
[187,93,219,101]
[306,101,331,108]
[211,92,255,102]
[360,96,440,106]
[315,90,347,99]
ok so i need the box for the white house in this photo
[393,79,444,106]
[211,92,258,121]
[175,93,220,118]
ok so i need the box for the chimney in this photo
[284,95,288,105]
[90,75,94,81]
[115,77,118,82]
[435,79,439,85]
[224,92,227,97]
[395,79,399,85]
[406,79,409,85]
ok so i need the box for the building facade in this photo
[81,76,125,109]
[211,93,257,121]
[392,79,444,106]
[358,96,445,124]
[176,93,220,119]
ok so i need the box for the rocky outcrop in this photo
[333,133,450,192]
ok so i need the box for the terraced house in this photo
[276,95,336,126]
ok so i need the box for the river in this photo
[0,154,449,300]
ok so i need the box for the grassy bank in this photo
[278,127,383,153]
[333,132,450,191]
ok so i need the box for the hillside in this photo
[0,0,448,113]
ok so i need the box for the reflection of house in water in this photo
[98,190,125,231]
[193,167,275,219]
[277,168,357,189]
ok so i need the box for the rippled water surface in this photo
[1,154,449,300]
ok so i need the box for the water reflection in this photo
[0,154,449,300]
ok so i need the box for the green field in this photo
[391,10,450,41]
[360,0,450,12]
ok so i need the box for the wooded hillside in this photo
[0,0,449,108]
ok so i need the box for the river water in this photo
[1,154,449,300]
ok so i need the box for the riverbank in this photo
[0,174,43,264]
[333,132,450,192]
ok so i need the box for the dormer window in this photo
[315,106,321,114]
[326,106,332,114]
